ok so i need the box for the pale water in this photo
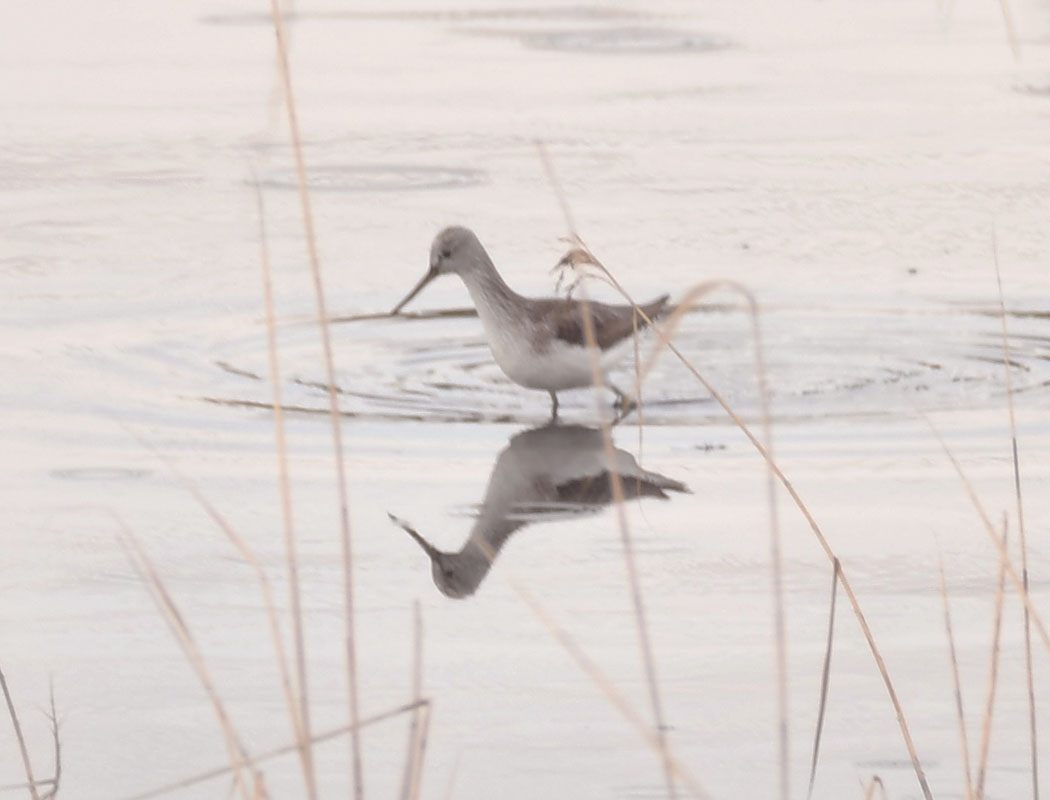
[2,0,1050,798]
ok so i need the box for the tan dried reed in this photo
[993,238,1038,799]
[252,172,317,798]
[265,1,364,795]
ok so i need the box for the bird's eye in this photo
[440,248,452,259]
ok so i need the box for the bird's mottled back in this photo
[542,294,671,351]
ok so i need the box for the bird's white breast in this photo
[467,287,586,391]
[465,280,640,393]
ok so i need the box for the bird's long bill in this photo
[389,267,438,315]
[389,513,440,559]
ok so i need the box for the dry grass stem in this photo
[995,0,1021,59]
[0,782,54,795]
[513,581,712,799]
[807,559,840,800]
[938,554,975,800]
[400,601,426,800]
[975,518,1009,798]
[542,264,934,797]
[923,417,1050,655]
[38,681,61,800]
[538,143,678,799]
[126,429,309,798]
[578,275,679,799]
[112,514,260,799]
[0,663,41,800]
[252,173,318,799]
[539,146,799,800]
[440,752,463,800]
[407,702,432,800]
[123,700,429,800]
[0,677,60,799]
[388,515,712,799]
[749,284,791,800]
[606,278,931,800]
[559,263,795,800]
[266,1,364,795]
[993,241,1039,800]
[632,309,647,464]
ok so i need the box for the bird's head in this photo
[388,513,478,599]
[390,226,485,314]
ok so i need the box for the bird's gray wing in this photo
[545,294,670,351]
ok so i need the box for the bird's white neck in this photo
[458,255,527,334]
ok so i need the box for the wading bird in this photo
[389,422,688,598]
[390,226,669,415]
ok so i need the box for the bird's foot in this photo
[609,384,639,426]
[610,384,637,412]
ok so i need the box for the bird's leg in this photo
[612,403,635,426]
[609,382,637,413]
[548,391,560,420]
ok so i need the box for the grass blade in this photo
[265,1,364,795]
[975,517,1009,798]
[807,559,840,800]
[39,681,61,800]
[0,663,41,800]
[939,554,975,800]
[124,429,310,800]
[619,279,932,800]
[995,0,1021,59]
[539,144,678,799]
[123,700,427,800]
[112,514,260,799]
[440,752,462,800]
[251,173,317,799]
[923,417,1050,656]
[993,238,1038,800]
[400,601,425,800]
[388,514,713,799]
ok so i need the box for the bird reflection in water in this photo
[388,423,689,599]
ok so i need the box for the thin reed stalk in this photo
[598,276,932,800]
[751,282,792,800]
[252,174,317,799]
[975,518,1009,799]
[923,417,1050,655]
[407,702,432,800]
[400,601,425,800]
[388,515,713,799]
[993,241,1038,800]
[807,559,840,800]
[996,0,1021,59]
[938,554,975,800]
[123,700,428,800]
[0,663,41,800]
[538,145,797,800]
[514,580,712,799]
[265,1,364,795]
[39,681,60,800]
[440,752,462,800]
[126,430,308,798]
[538,144,678,799]
[631,309,646,465]
[0,781,55,795]
[112,514,260,800]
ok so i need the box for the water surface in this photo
[2,0,1049,798]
